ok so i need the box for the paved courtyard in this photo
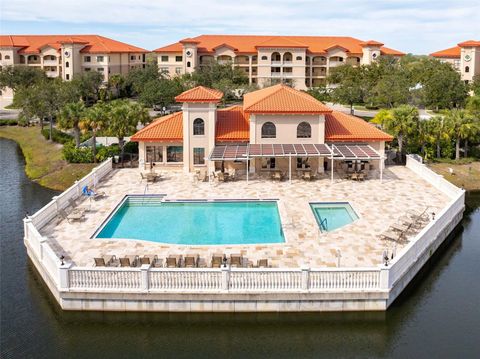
[41,166,449,268]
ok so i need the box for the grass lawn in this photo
[428,161,480,191]
[0,126,96,191]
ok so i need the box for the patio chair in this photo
[302,171,312,181]
[94,257,106,266]
[68,198,90,213]
[230,254,243,267]
[140,255,158,266]
[257,259,269,268]
[59,208,85,223]
[351,173,359,181]
[184,255,198,268]
[357,173,365,181]
[211,255,223,268]
[218,172,226,182]
[166,255,182,268]
[228,169,236,181]
[152,258,164,268]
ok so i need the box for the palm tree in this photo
[108,74,125,99]
[429,116,450,158]
[81,102,108,162]
[445,109,476,160]
[58,101,86,147]
[383,105,419,159]
[105,100,149,163]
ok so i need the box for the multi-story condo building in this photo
[430,40,480,83]
[153,35,404,90]
[0,35,148,102]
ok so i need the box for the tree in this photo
[58,101,86,147]
[383,105,419,158]
[306,86,330,102]
[0,65,46,93]
[138,78,184,107]
[107,74,126,99]
[445,109,476,160]
[471,75,480,96]
[429,116,451,158]
[126,64,163,95]
[81,102,108,162]
[105,100,149,161]
[371,109,393,129]
[328,65,365,114]
[71,71,103,104]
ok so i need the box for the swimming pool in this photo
[96,197,285,245]
[310,202,359,232]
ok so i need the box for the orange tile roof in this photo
[175,86,224,103]
[153,35,404,56]
[359,40,384,47]
[243,84,332,114]
[216,106,250,142]
[325,111,393,142]
[458,40,480,47]
[430,46,461,58]
[130,112,183,142]
[0,35,148,54]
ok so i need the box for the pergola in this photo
[208,143,384,183]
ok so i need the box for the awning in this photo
[208,144,332,161]
[331,144,381,160]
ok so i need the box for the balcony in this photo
[45,70,58,78]
[270,72,282,77]
[283,61,293,65]
[271,61,282,65]
[43,59,58,66]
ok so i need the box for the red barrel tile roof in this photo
[216,106,250,142]
[325,111,393,142]
[430,46,461,58]
[130,112,183,142]
[175,86,224,103]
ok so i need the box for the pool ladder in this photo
[319,217,328,232]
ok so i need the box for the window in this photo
[339,57,343,62]
[97,56,104,62]
[167,146,183,162]
[175,56,183,62]
[160,67,169,73]
[65,61,69,68]
[175,67,182,74]
[84,67,91,72]
[297,122,311,138]
[161,55,169,62]
[84,56,91,62]
[261,157,276,169]
[66,74,70,80]
[193,118,205,135]
[465,66,470,73]
[130,55,135,61]
[5,55,10,60]
[146,145,163,162]
[97,68,104,72]
[261,55,268,60]
[187,61,191,68]
[296,158,311,169]
[193,148,205,165]
[261,122,276,138]
[296,56,302,61]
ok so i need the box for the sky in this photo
[1,0,479,54]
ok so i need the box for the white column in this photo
[140,264,150,291]
[380,158,384,183]
[289,155,292,184]
[221,266,230,291]
[331,157,334,183]
[246,156,249,184]
[301,267,310,290]
[59,262,73,290]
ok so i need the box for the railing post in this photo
[141,264,150,291]
[23,217,32,238]
[39,236,48,261]
[379,267,390,290]
[221,266,230,291]
[75,180,80,198]
[301,267,310,290]
[52,195,59,212]
[59,262,72,291]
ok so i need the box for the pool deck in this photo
[41,166,449,268]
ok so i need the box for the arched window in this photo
[5,55,10,60]
[297,122,311,138]
[271,52,281,62]
[465,66,470,73]
[187,61,191,68]
[193,118,204,135]
[261,122,276,138]
[65,61,69,68]
[261,55,268,60]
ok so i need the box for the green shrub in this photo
[123,141,138,154]
[41,128,73,144]
[62,143,94,163]
[96,145,121,162]
[0,119,18,126]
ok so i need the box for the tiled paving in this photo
[41,166,449,268]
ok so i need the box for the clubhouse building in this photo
[0,35,148,102]
[430,40,480,83]
[131,84,392,180]
[153,35,404,90]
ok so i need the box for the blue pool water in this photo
[310,202,359,232]
[96,199,285,245]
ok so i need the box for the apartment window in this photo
[161,55,169,62]
[84,68,91,72]
[297,122,311,138]
[5,55,10,60]
[160,67,169,73]
[339,57,344,62]
[175,56,183,62]
[193,148,205,165]
[175,67,182,74]
[167,146,183,162]
[146,145,163,163]
[97,56,104,62]
[84,56,91,62]
[66,74,70,80]
[261,55,268,60]
[261,122,276,138]
[297,157,311,169]
[65,61,69,68]
[97,68,104,72]
[193,118,205,135]
[261,157,276,169]
[130,55,135,60]
[187,61,191,68]
[296,56,302,61]
[465,66,470,73]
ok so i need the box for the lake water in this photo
[1,137,479,359]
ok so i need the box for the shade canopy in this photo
[331,144,381,160]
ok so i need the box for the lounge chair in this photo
[218,172,226,182]
[120,255,140,267]
[68,198,90,212]
[152,258,164,268]
[257,259,269,268]
[140,255,158,266]
[302,171,312,181]
[230,254,243,267]
[184,255,198,268]
[211,255,223,268]
[357,173,365,181]
[166,255,182,268]
[379,230,406,243]
[273,171,283,181]
[59,208,85,223]
[351,173,359,181]
[94,255,117,267]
